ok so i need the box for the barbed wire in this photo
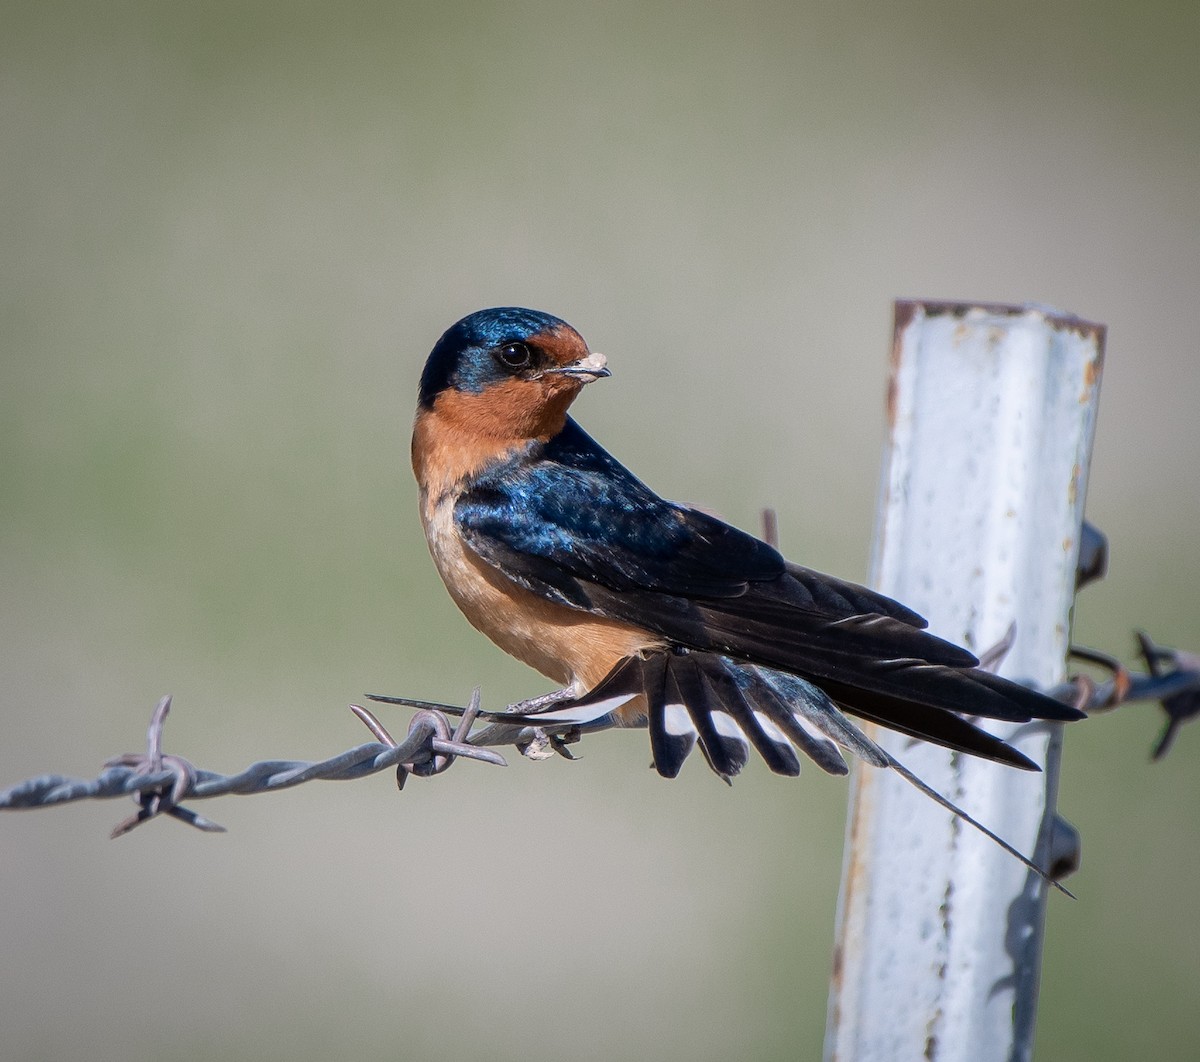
[2,630,1196,839]
[1067,631,1200,759]
[0,691,506,838]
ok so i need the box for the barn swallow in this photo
[410,307,1084,788]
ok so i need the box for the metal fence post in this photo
[825,300,1105,1061]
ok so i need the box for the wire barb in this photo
[1064,632,1200,758]
[0,692,506,836]
[349,687,493,789]
[102,695,220,838]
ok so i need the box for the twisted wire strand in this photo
[2,632,1196,837]
[0,692,506,837]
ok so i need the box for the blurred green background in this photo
[2,3,1198,1059]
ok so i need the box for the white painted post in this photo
[824,301,1105,1062]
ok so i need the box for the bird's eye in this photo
[495,342,533,370]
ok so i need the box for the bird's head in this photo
[417,307,609,441]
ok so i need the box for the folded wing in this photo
[457,418,1082,774]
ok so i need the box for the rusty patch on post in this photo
[888,301,920,429]
[899,299,1106,347]
[909,299,1025,320]
[893,298,921,336]
[885,374,899,430]
[827,748,883,1050]
[1052,315,1106,344]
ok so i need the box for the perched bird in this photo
[410,306,1083,788]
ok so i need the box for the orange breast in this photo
[413,395,664,700]
[419,489,663,692]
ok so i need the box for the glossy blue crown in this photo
[418,307,569,407]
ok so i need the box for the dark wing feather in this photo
[481,649,1041,774]
[459,422,980,668]
[457,418,1083,736]
[651,655,696,778]
[693,656,802,777]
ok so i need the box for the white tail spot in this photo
[711,711,749,747]
[663,703,696,737]
[753,710,792,747]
